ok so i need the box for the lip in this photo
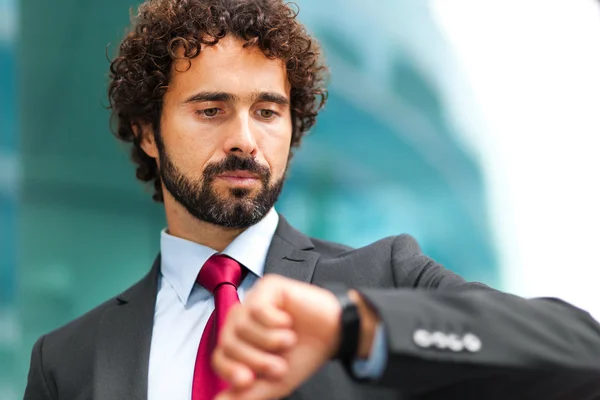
[216,171,260,179]
[215,171,261,186]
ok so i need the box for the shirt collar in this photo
[160,208,279,305]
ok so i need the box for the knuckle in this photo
[264,333,282,349]
[248,302,264,319]
[219,324,232,340]
[232,319,248,338]
[255,356,272,371]
[221,341,238,358]
[218,330,236,351]
[211,349,225,373]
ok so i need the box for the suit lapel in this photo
[93,256,160,400]
[264,215,320,284]
[93,216,317,400]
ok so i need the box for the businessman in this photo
[24,0,600,399]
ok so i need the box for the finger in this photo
[245,276,294,328]
[221,337,289,379]
[235,320,296,352]
[211,347,255,390]
[219,306,284,356]
[247,303,293,329]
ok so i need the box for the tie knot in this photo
[197,254,243,294]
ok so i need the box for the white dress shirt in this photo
[147,208,386,400]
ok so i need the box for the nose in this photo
[223,114,258,157]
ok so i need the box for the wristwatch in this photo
[320,282,361,370]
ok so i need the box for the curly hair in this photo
[108,0,328,202]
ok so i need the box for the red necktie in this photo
[192,254,243,400]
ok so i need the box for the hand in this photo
[212,275,381,400]
[212,275,343,400]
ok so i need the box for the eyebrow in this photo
[182,91,290,107]
[251,91,290,107]
[183,91,238,104]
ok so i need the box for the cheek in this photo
[174,147,210,173]
[160,112,217,171]
[262,133,291,178]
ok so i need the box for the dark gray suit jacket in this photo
[24,216,600,400]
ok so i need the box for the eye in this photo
[198,108,220,118]
[259,109,276,119]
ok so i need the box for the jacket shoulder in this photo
[309,237,354,257]
[310,234,422,259]
[40,294,118,354]
[41,259,158,348]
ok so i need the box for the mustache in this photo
[203,155,271,180]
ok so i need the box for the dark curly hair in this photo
[108,0,328,202]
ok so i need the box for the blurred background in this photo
[2,0,600,398]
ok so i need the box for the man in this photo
[23,0,600,399]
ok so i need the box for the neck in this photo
[164,200,246,253]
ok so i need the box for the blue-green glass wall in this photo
[1,0,19,397]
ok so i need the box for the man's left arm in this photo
[355,286,600,398]
[359,234,600,397]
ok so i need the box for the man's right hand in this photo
[212,275,344,400]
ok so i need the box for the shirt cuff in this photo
[351,322,387,379]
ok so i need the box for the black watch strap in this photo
[320,282,361,369]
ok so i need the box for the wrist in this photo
[348,289,379,359]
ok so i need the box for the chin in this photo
[213,181,258,195]
[228,187,254,199]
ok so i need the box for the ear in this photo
[133,121,159,159]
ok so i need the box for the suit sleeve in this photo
[24,335,56,400]
[354,235,600,399]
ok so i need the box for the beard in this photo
[156,134,286,229]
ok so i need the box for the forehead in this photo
[167,36,290,100]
